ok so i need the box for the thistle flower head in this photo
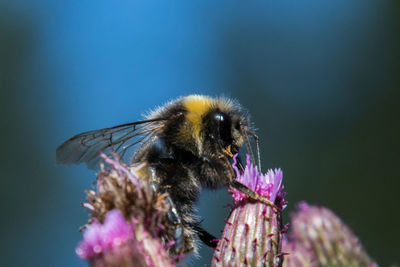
[213,155,286,267]
[283,202,378,267]
[76,154,175,267]
[230,154,286,209]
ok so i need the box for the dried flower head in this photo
[212,155,286,267]
[77,154,176,267]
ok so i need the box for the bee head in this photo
[179,95,250,158]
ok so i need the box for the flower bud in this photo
[285,202,377,267]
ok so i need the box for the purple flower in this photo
[230,154,286,209]
[213,155,286,267]
[76,209,133,260]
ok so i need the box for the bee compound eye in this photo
[214,112,232,144]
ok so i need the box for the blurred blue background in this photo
[1,0,399,266]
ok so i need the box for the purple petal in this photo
[76,209,133,260]
[230,154,285,209]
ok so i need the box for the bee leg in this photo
[164,193,185,254]
[192,224,218,248]
[229,179,282,212]
[222,154,281,212]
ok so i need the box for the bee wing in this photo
[56,118,166,169]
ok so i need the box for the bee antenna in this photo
[244,132,256,169]
[247,131,261,171]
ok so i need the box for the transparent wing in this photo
[56,118,165,169]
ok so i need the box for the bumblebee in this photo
[57,95,267,254]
